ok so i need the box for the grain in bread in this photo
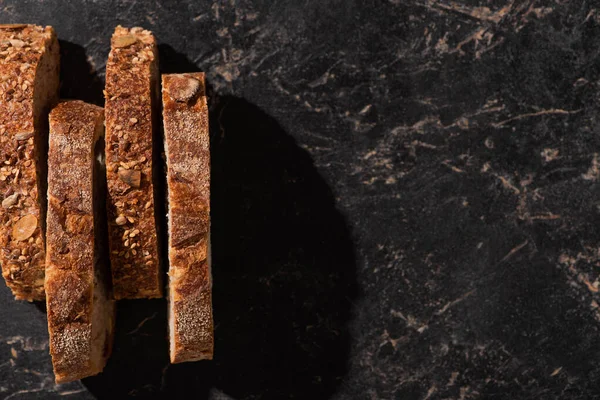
[45,101,115,383]
[0,24,59,301]
[104,26,163,299]
[162,73,213,362]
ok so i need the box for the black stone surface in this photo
[1,0,600,399]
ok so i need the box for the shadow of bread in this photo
[202,95,358,400]
[58,40,104,106]
[81,45,358,399]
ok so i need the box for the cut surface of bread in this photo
[45,101,115,383]
[162,73,213,363]
[0,24,59,301]
[104,26,163,299]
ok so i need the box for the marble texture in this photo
[1,0,600,399]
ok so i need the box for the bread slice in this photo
[0,24,59,301]
[104,26,163,299]
[45,101,115,383]
[162,73,213,363]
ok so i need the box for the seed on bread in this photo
[2,193,18,208]
[8,39,26,49]
[113,35,137,48]
[167,75,201,103]
[12,214,36,241]
[14,131,33,141]
[118,169,141,188]
[0,24,28,29]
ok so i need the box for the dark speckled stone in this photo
[1,1,600,399]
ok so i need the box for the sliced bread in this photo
[0,24,59,301]
[162,73,213,362]
[104,26,163,299]
[45,100,115,383]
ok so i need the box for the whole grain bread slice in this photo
[45,101,115,383]
[0,24,59,301]
[162,73,213,363]
[104,26,163,299]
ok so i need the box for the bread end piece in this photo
[0,24,60,301]
[162,73,213,363]
[45,101,115,383]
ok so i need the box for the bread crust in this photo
[162,73,213,362]
[0,24,59,301]
[104,26,162,299]
[45,101,115,383]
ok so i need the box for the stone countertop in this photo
[1,1,600,399]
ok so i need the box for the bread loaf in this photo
[45,100,115,383]
[0,24,59,301]
[104,26,163,299]
[162,73,213,362]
